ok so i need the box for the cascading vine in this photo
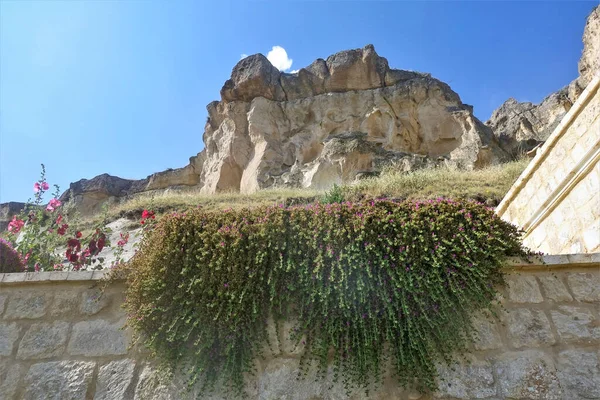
[121,199,531,397]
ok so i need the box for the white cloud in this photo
[266,46,293,71]
[240,53,248,60]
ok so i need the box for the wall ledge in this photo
[1,253,598,285]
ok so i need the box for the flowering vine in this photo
[122,198,533,397]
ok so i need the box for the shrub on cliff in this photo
[122,199,531,397]
[0,238,24,273]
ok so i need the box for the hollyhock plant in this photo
[46,198,61,212]
[2,164,120,272]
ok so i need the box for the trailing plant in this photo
[122,198,532,397]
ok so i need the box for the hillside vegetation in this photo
[94,159,528,226]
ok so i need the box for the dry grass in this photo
[84,159,528,226]
[346,158,530,204]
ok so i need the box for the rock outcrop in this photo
[487,5,599,158]
[195,44,506,193]
[0,202,27,231]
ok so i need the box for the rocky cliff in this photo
[53,44,508,213]
[487,5,599,158]
[195,45,505,193]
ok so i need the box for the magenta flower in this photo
[46,198,62,211]
[33,182,41,192]
[7,216,25,233]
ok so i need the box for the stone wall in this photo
[1,254,599,399]
[496,74,600,254]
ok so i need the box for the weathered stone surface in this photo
[538,275,573,302]
[80,288,111,315]
[495,350,562,399]
[504,308,555,348]
[221,54,285,102]
[0,295,6,316]
[578,6,600,90]
[471,314,503,350]
[567,272,600,302]
[434,356,496,399]
[0,359,23,399]
[134,365,177,400]
[67,319,128,356]
[486,90,572,158]
[0,322,20,356]
[0,201,27,231]
[257,358,322,400]
[3,291,47,319]
[17,321,70,360]
[557,350,600,399]
[95,359,136,400]
[23,361,95,400]
[50,290,80,317]
[550,305,600,343]
[505,276,543,303]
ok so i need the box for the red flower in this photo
[7,216,25,234]
[76,231,82,238]
[141,210,155,221]
[97,236,106,252]
[57,224,69,235]
[56,214,63,225]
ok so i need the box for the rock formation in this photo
[195,44,505,193]
[487,5,599,158]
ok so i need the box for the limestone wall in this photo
[497,74,600,254]
[1,254,599,400]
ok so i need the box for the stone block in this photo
[550,306,600,343]
[505,276,543,303]
[538,275,573,302]
[96,359,136,400]
[567,273,600,302]
[494,350,561,400]
[50,290,80,317]
[134,365,177,400]
[3,291,47,319]
[16,321,70,360]
[23,361,95,400]
[257,358,322,400]
[434,355,496,399]
[0,359,23,399]
[0,322,20,356]
[557,350,600,399]
[471,314,503,351]
[67,319,128,356]
[0,295,6,316]
[504,309,555,348]
[80,288,111,316]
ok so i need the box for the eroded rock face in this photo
[486,89,573,158]
[197,44,506,193]
[487,5,599,159]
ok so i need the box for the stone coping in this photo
[1,253,598,284]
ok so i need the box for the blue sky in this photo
[0,1,596,202]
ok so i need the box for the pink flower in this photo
[46,198,61,211]
[33,182,41,192]
[42,182,49,191]
[7,216,25,233]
